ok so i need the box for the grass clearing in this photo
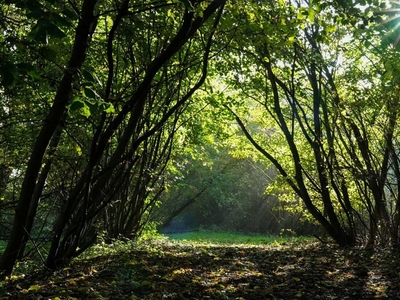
[164,230,312,246]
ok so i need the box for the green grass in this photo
[164,230,313,246]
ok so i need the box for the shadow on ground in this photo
[1,239,400,299]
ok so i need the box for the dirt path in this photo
[1,239,399,299]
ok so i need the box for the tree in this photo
[0,0,227,276]
[214,0,400,246]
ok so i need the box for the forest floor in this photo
[1,235,400,299]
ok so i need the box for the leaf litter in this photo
[1,238,400,299]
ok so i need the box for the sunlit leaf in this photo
[308,8,316,23]
[76,145,82,156]
[103,103,115,114]
[297,9,308,20]
[28,284,41,292]
[81,105,91,118]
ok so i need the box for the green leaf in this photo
[76,145,82,156]
[26,8,47,20]
[103,103,115,114]
[28,19,67,43]
[17,63,41,80]
[28,22,48,44]
[308,8,316,23]
[62,9,79,20]
[82,70,96,83]
[83,87,98,99]
[28,284,41,292]
[325,25,336,33]
[87,102,98,116]
[51,14,72,28]
[297,8,308,20]
[82,70,102,87]
[46,22,67,39]
[69,97,91,117]
[69,97,85,111]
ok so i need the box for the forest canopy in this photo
[1,0,400,277]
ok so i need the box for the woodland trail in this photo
[1,238,399,299]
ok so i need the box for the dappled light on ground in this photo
[1,238,400,299]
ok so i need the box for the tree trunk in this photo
[17,122,65,259]
[0,0,98,278]
[44,0,227,270]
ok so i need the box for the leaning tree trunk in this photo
[0,0,99,278]
[263,46,355,246]
[17,122,65,260]
[44,0,226,270]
